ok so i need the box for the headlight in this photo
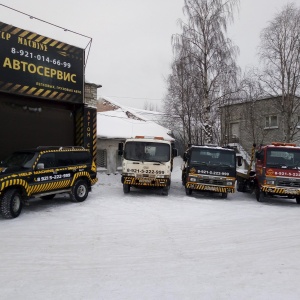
[123,173,134,177]
[266,180,275,185]
[156,175,165,178]
[226,181,233,186]
[190,177,197,182]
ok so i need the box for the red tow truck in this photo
[237,142,300,203]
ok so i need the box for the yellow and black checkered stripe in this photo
[0,179,30,196]
[91,177,98,185]
[124,177,168,187]
[75,108,84,147]
[0,170,97,197]
[91,110,97,165]
[29,180,71,196]
[0,22,83,56]
[71,171,98,186]
[0,81,81,102]
[261,186,300,195]
[186,182,235,193]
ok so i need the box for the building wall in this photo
[84,83,100,107]
[220,97,300,154]
[97,139,124,174]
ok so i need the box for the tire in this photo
[182,173,186,186]
[0,189,23,219]
[123,184,130,194]
[162,186,169,196]
[237,179,244,192]
[255,186,264,202]
[41,194,56,200]
[185,187,192,195]
[296,197,300,204]
[70,179,89,202]
[221,192,228,199]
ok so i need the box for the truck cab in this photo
[182,145,237,198]
[119,136,177,195]
[254,142,300,203]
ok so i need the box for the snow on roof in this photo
[97,98,174,141]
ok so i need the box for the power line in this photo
[0,4,92,67]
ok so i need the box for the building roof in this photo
[97,97,174,141]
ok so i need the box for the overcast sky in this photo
[0,0,292,109]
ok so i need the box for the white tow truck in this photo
[118,136,177,195]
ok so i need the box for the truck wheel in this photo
[296,197,300,204]
[71,179,89,202]
[237,180,244,192]
[0,189,23,219]
[221,192,228,199]
[185,187,192,195]
[162,186,169,196]
[123,184,130,194]
[182,174,186,186]
[255,186,264,202]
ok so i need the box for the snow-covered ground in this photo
[1,157,300,300]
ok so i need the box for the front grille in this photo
[199,178,224,186]
[278,180,300,187]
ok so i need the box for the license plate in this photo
[204,186,218,191]
[139,179,151,183]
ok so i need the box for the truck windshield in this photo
[266,149,300,168]
[0,152,36,168]
[124,142,170,162]
[190,148,235,167]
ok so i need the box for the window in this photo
[97,149,107,168]
[56,152,73,167]
[2,151,36,168]
[72,151,91,165]
[265,115,278,128]
[124,142,170,162]
[38,153,56,168]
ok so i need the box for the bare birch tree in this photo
[259,2,300,142]
[163,55,196,148]
[166,0,240,145]
[239,69,268,145]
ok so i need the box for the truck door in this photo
[32,152,71,194]
[32,152,58,193]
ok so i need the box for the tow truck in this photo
[237,142,300,203]
[118,136,177,195]
[182,144,237,198]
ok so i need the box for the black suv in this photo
[0,146,98,219]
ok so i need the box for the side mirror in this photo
[36,163,44,170]
[237,156,243,167]
[255,151,264,162]
[118,143,124,156]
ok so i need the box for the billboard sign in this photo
[0,21,84,103]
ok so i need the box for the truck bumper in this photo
[186,182,235,193]
[261,185,300,196]
[122,176,169,187]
